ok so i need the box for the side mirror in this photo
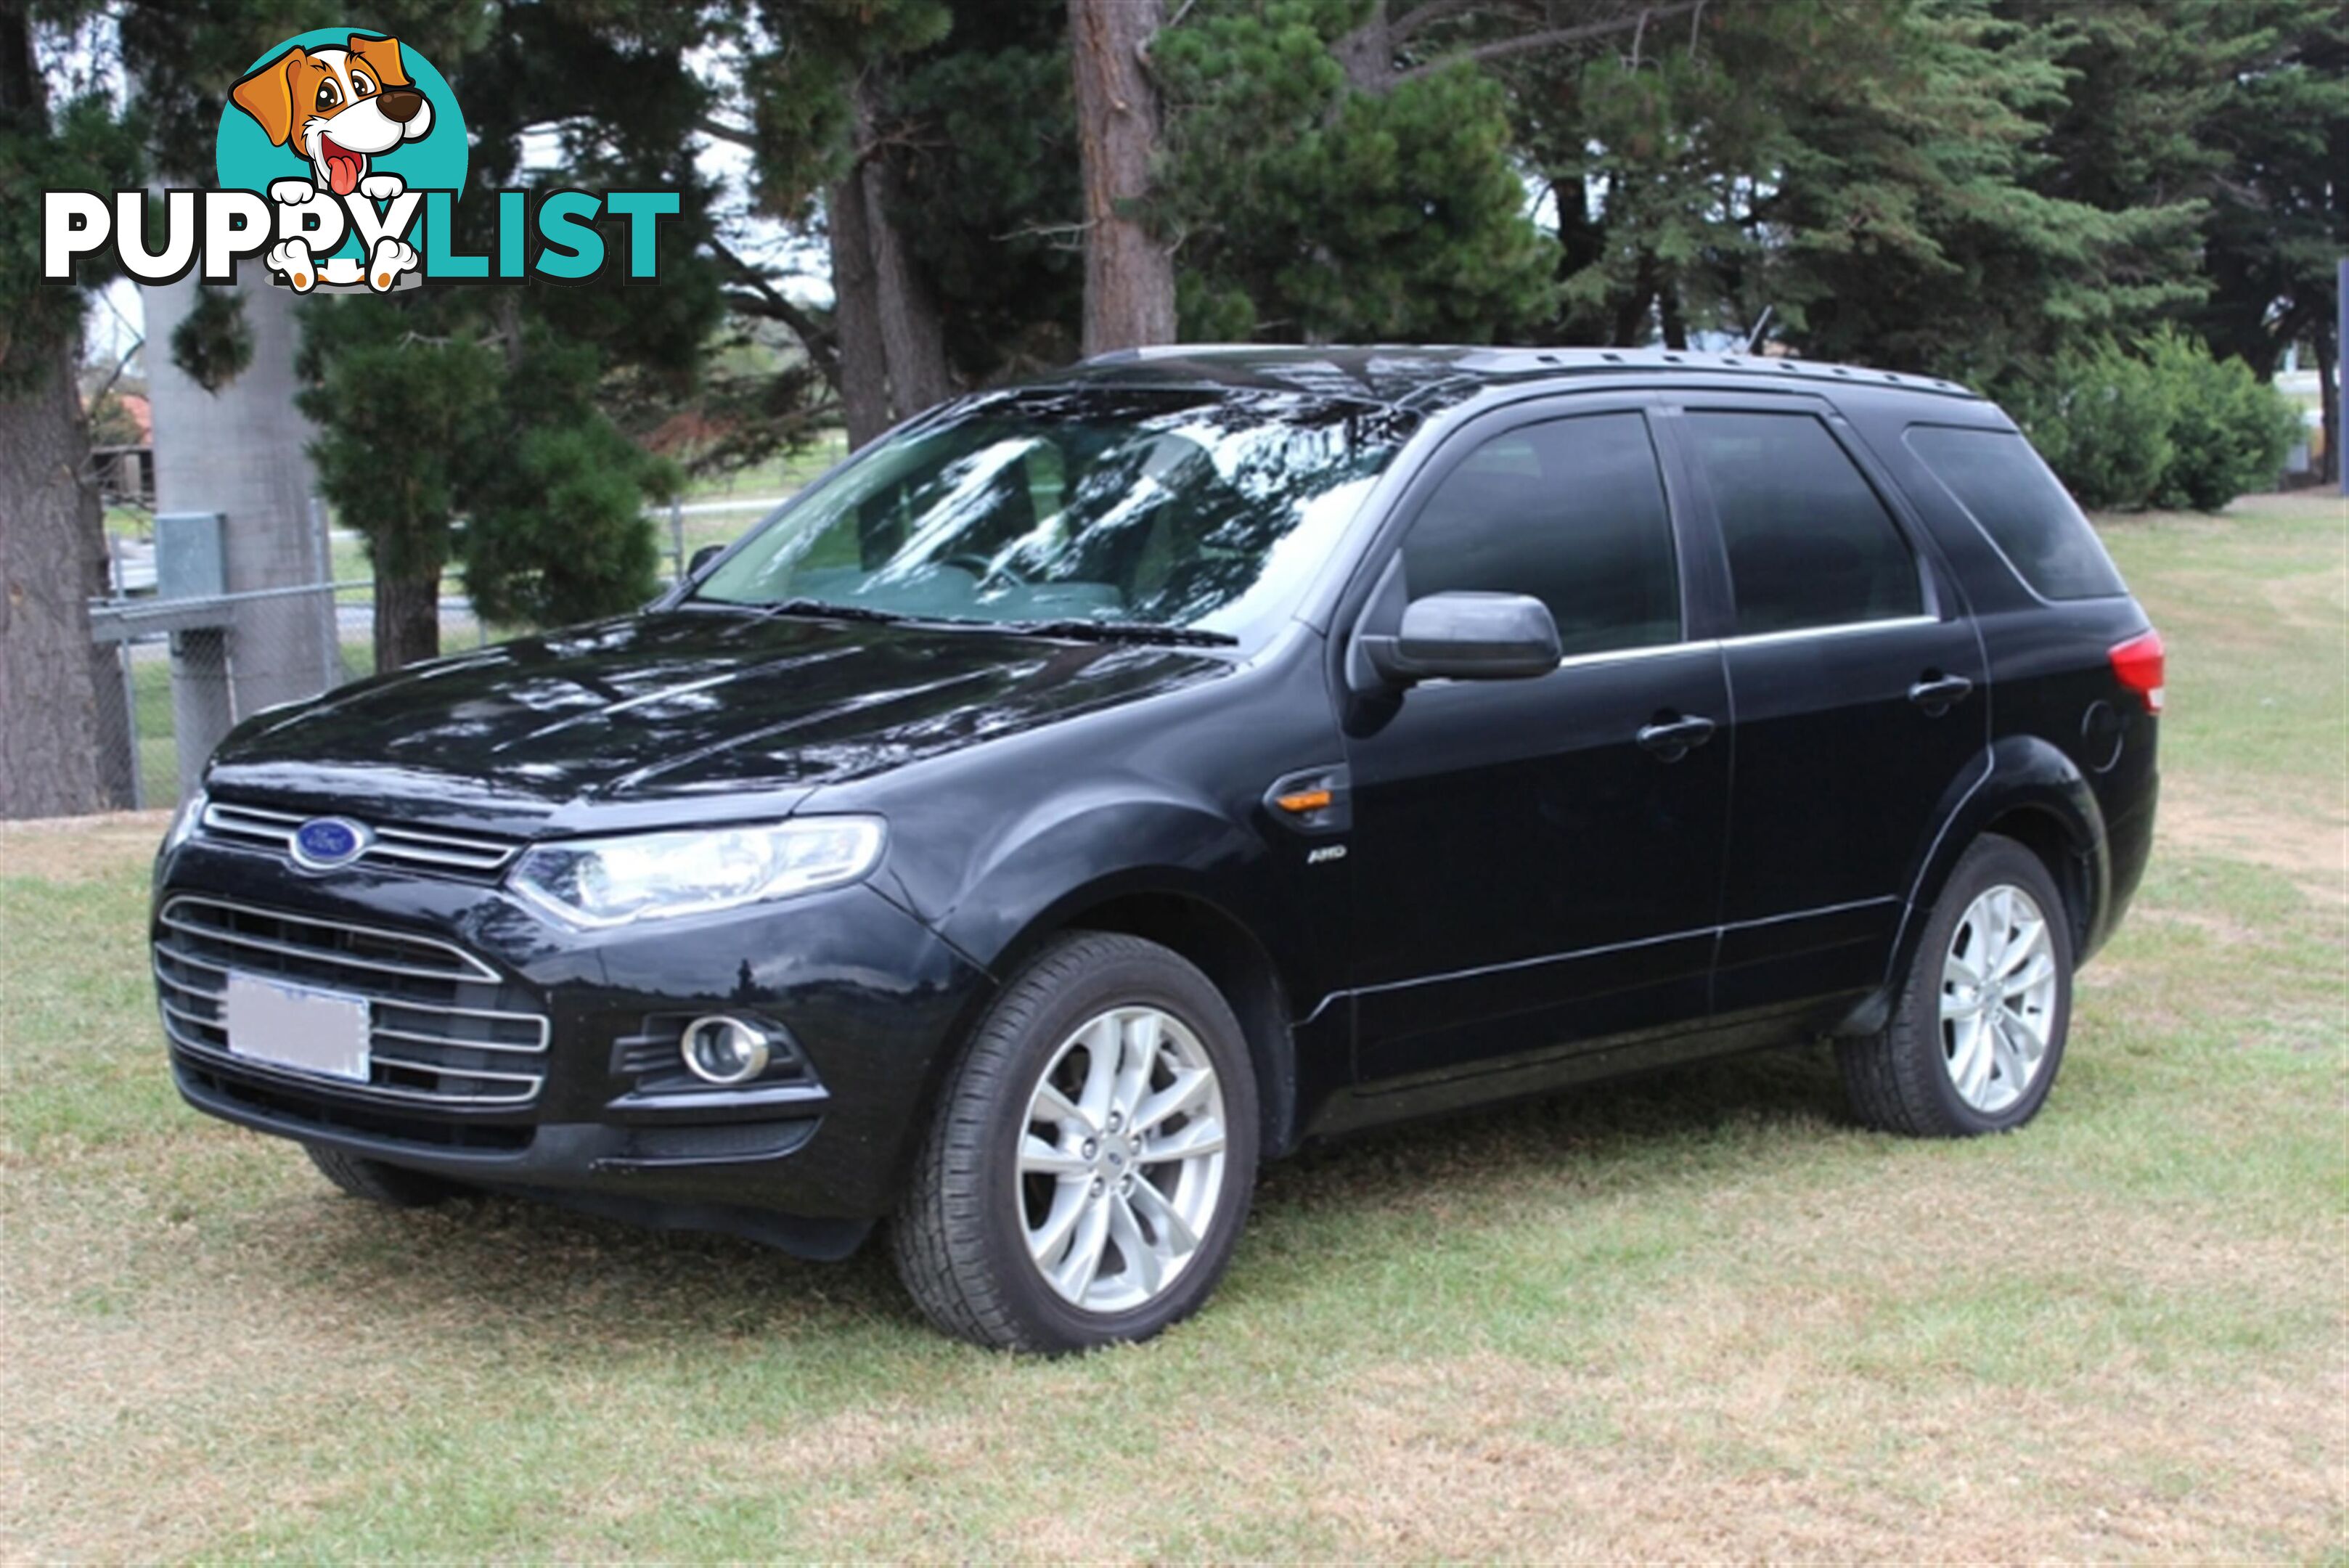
[686,543,726,579]
[1361,592,1561,685]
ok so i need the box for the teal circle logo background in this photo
[214,28,466,260]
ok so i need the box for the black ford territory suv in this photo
[155,347,2161,1350]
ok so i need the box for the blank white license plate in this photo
[224,971,372,1083]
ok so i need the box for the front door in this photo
[1664,403,1990,1016]
[1343,406,1732,1087]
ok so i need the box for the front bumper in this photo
[154,835,992,1235]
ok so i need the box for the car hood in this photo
[203,610,1233,833]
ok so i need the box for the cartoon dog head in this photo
[229,36,433,197]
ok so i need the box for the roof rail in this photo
[1077,343,1268,367]
[1446,345,1972,397]
[1063,343,1979,400]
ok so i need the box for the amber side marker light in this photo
[1275,788,1333,814]
[2110,629,2166,715]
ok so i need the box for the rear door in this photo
[1341,401,1732,1087]
[1660,399,1990,1017]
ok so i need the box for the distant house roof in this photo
[86,390,152,444]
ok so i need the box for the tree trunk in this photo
[0,7,133,818]
[865,189,952,418]
[0,332,136,817]
[1611,250,1657,346]
[1331,4,1395,93]
[1551,172,1606,343]
[372,558,441,673]
[828,167,893,451]
[1659,285,1688,351]
[854,81,953,421]
[1069,0,1178,356]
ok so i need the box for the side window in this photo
[1683,412,1924,636]
[1905,425,2127,600]
[1400,411,1680,658]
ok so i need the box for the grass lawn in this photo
[5,494,2343,1559]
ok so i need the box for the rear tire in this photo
[891,931,1259,1352]
[1839,833,2075,1137]
[303,1143,466,1208]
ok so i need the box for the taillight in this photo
[2110,629,2165,714]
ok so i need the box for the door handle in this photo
[1636,713,1717,760]
[1908,671,1975,714]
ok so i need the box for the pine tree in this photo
[723,0,954,446]
[287,0,717,669]
[1154,1,1558,343]
[886,4,1084,383]
[2189,0,2348,480]
[1750,0,2207,378]
[1507,2,1797,347]
[0,6,142,816]
[119,4,499,698]
[1069,0,1177,353]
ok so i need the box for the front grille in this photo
[200,801,518,878]
[153,895,549,1108]
[177,1061,536,1151]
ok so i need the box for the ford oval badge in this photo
[290,817,370,871]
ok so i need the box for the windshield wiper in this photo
[749,597,923,625]
[703,597,1235,646]
[683,595,905,623]
[999,618,1239,648]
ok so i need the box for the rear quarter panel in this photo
[1838,389,2159,961]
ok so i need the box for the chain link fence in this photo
[91,519,490,809]
[88,496,781,809]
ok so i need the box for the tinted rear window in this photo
[1905,425,2127,600]
[1682,412,1923,636]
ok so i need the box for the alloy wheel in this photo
[1940,883,2059,1114]
[1018,1005,1229,1314]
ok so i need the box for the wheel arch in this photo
[904,816,1317,1191]
[1976,802,2097,954]
[1842,735,2109,1035]
[1062,890,1298,1159]
[903,878,1305,1183]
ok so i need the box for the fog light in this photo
[680,1016,772,1085]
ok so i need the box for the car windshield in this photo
[692,387,1418,648]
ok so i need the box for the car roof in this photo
[1046,343,1983,412]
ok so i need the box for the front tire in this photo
[1839,833,2075,1137]
[891,932,1259,1352]
[303,1143,467,1207]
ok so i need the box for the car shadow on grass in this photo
[254,1042,1858,1353]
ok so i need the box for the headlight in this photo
[507,816,886,929]
[162,788,208,854]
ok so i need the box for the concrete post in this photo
[310,494,342,689]
[142,272,334,714]
[168,628,235,796]
[116,643,143,811]
[153,511,233,804]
